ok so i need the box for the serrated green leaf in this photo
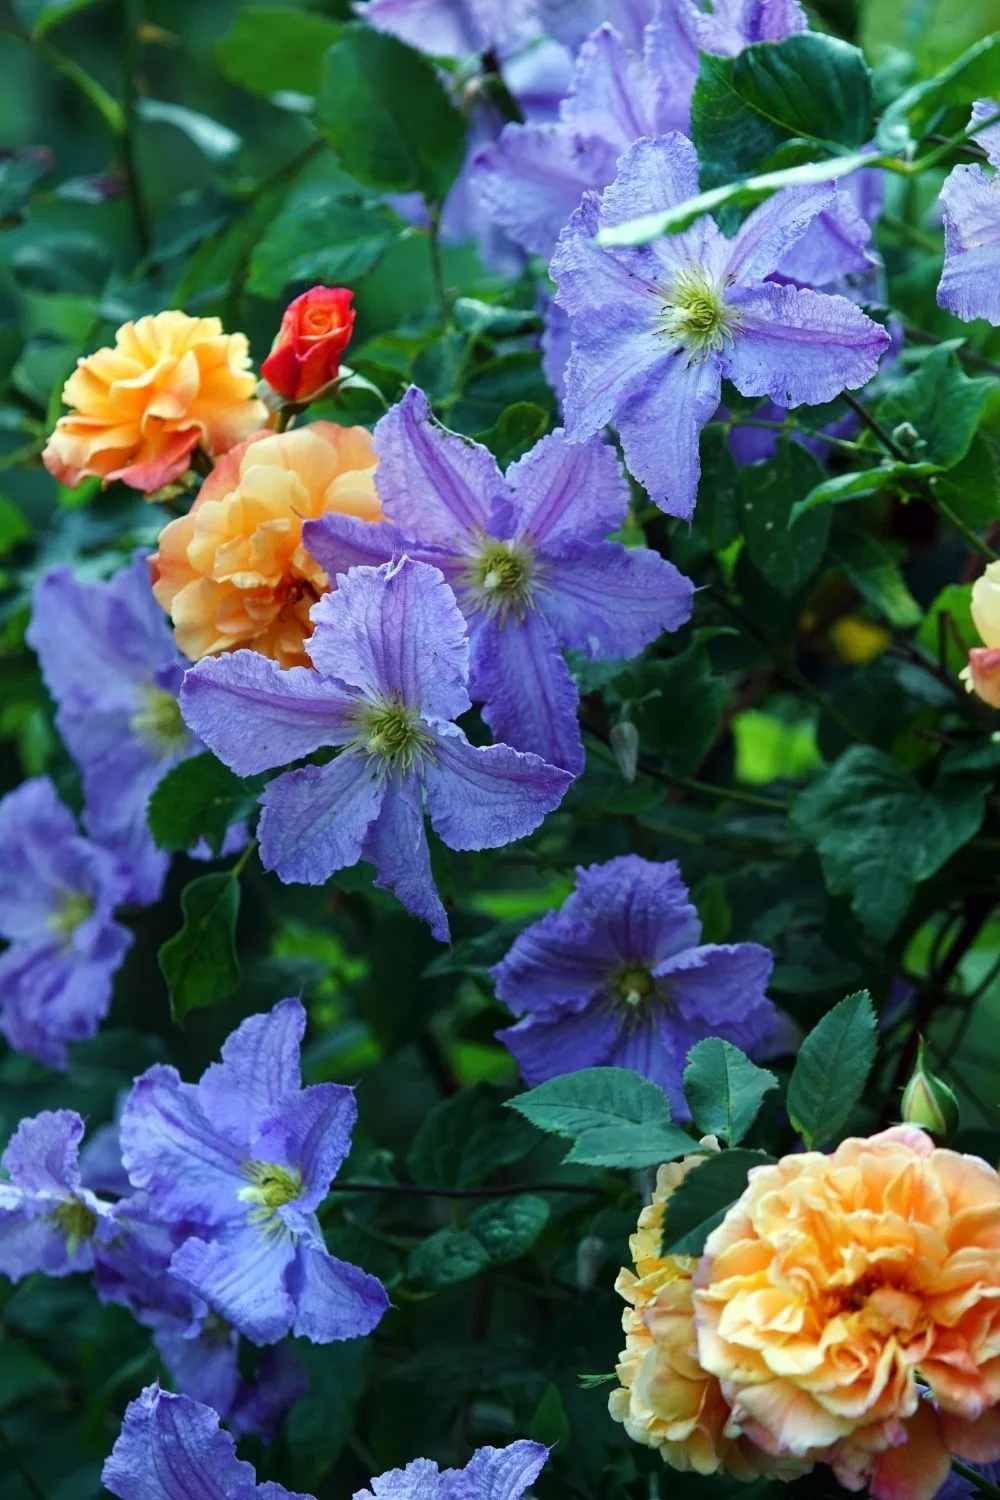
[214,6,341,98]
[507,1067,673,1138]
[786,991,877,1148]
[563,1121,699,1168]
[876,345,996,469]
[248,184,398,298]
[408,1084,536,1188]
[684,1040,777,1146]
[147,753,261,857]
[629,639,727,777]
[466,1194,549,1263]
[408,1228,491,1287]
[832,533,923,629]
[158,872,241,1022]
[661,1149,774,1255]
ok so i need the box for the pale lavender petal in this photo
[470,610,584,774]
[498,1004,620,1084]
[198,997,306,1145]
[972,98,1000,170]
[180,651,357,778]
[456,1442,549,1500]
[0,778,84,940]
[550,193,663,319]
[355,0,537,56]
[288,1240,390,1342]
[937,165,1000,324]
[302,514,409,578]
[723,282,890,406]
[258,751,385,886]
[472,124,620,258]
[654,941,777,1056]
[559,296,667,455]
[698,0,807,52]
[777,188,878,288]
[724,183,836,283]
[354,1458,445,1500]
[361,772,449,941]
[2,1109,84,1192]
[229,1344,310,1444]
[541,293,571,407]
[613,345,722,519]
[424,718,572,849]
[170,1223,297,1345]
[506,429,631,545]
[120,1065,245,1225]
[306,558,471,720]
[253,1083,357,1211]
[597,134,712,276]
[0,1197,91,1280]
[0,927,131,1072]
[154,1323,241,1420]
[538,0,653,52]
[102,1385,258,1500]
[372,386,503,546]
[611,1015,687,1115]
[539,540,694,659]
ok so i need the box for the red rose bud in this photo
[261,287,356,403]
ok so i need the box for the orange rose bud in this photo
[261,287,356,403]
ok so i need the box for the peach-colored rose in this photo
[150,421,380,668]
[43,311,265,494]
[609,1144,811,1482]
[693,1126,1000,1500]
[962,563,1000,707]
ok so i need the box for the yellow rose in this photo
[693,1126,1000,1500]
[43,311,265,494]
[150,421,380,668]
[963,563,1000,707]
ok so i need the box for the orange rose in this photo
[150,421,379,668]
[693,1126,1000,1500]
[43,311,265,494]
[610,1144,811,1482]
[261,287,356,403]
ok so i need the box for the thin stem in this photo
[325,1179,604,1200]
[121,0,152,258]
[840,389,905,460]
[933,493,1000,563]
[913,109,1000,173]
[427,203,450,327]
[901,324,1000,378]
[952,1458,1000,1497]
[665,771,789,814]
[0,1422,47,1500]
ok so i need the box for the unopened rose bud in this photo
[261,286,356,404]
[901,1041,960,1141]
[963,647,1000,708]
[610,720,639,784]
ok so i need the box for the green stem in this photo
[912,109,1000,173]
[664,771,789,814]
[952,1458,1000,1497]
[932,493,1000,564]
[427,203,450,327]
[0,1422,47,1500]
[325,1179,604,1199]
[121,0,152,258]
[0,24,126,136]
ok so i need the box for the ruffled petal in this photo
[469,610,584,775]
[361,772,449,941]
[424,718,572,849]
[505,429,631,546]
[102,1384,259,1500]
[170,1222,297,1345]
[258,751,385,886]
[198,997,306,1144]
[120,1064,245,1224]
[288,1240,389,1343]
[538,539,694,659]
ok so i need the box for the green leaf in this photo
[465,1194,549,1263]
[0,494,30,557]
[789,461,943,522]
[474,402,550,468]
[876,345,996,469]
[877,32,1000,152]
[507,1066,673,1138]
[786,991,877,1148]
[0,148,50,227]
[740,443,830,597]
[147,753,261,857]
[683,1040,777,1146]
[693,34,874,187]
[248,184,398,297]
[0,1339,61,1408]
[661,1149,774,1255]
[285,1342,369,1489]
[137,100,241,163]
[791,746,989,940]
[13,0,104,37]
[693,427,742,551]
[562,1121,702,1169]
[917,583,977,675]
[214,7,342,98]
[832,532,923,629]
[316,25,466,199]
[158,872,241,1022]
[630,639,727,777]
[529,1383,571,1448]
[932,433,1000,527]
[408,1084,537,1188]
[409,1229,491,1287]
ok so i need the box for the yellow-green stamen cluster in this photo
[130,686,189,755]
[238,1160,303,1230]
[468,539,536,621]
[359,698,432,775]
[51,1196,98,1253]
[660,268,735,360]
[48,890,95,943]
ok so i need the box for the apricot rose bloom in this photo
[42,312,265,494]
[610,1143,809,1482]
[693,1126,1000,1500]
[150,421,380,668]
[963,562,1000,708]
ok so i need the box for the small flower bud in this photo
[963,647,1000,708]
[261,286,355,404]
[610,719,640,784]
[901,1041,960,1142]
[890,421,925,458]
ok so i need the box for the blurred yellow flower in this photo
[693,1126,1000,1500]
[963,563,1000,707]
[43,311,265,494]
[150,421,380,668]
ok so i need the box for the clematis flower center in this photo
[358,698,432,775]
[49,889,94,943]
[130,686,189,755]
[239,1161,303,1222]
[612,964,656,1011]
[660,268,735,360]
[468,539,536,621]
[51,1196,98,1251]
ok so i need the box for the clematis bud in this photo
[609,719,640,784]
[900,1041,960,1141]
[261,286,355,403]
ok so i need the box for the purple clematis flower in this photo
[0,1109,115,1279]
[353,1441,549,1500]
[0,778,132,1069]
[103,1384,312,1500]
[304,389,693,776]
[938,99,1000,324]
[551,134,891,518]
[354,0,540,58]
[119,998,389,1346]
[494,855,777,1117]
[27,554,198,905]
[180,558,572,939]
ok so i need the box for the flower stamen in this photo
[660,268,736,360]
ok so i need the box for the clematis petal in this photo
[424,718,572,850]
[102,1384,260,1500]
[120,1064,246,1224]
[723,182,836,283]
[499,1005,621,1085]
[288,1240,390,1343]
[2,1109,85,1193]
[170,1223,297,1346]
[505,429,632,546]
[258,751,385,887]
[303,512,410,578]
[539,539,694,659]
[452,1442,549,1500]
[253,1082,357,1211]
[937,165,1000,325]
[361,772,449,941]
[198,997,306,1144]
[469,610,585,775]
[613,345,722,519]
